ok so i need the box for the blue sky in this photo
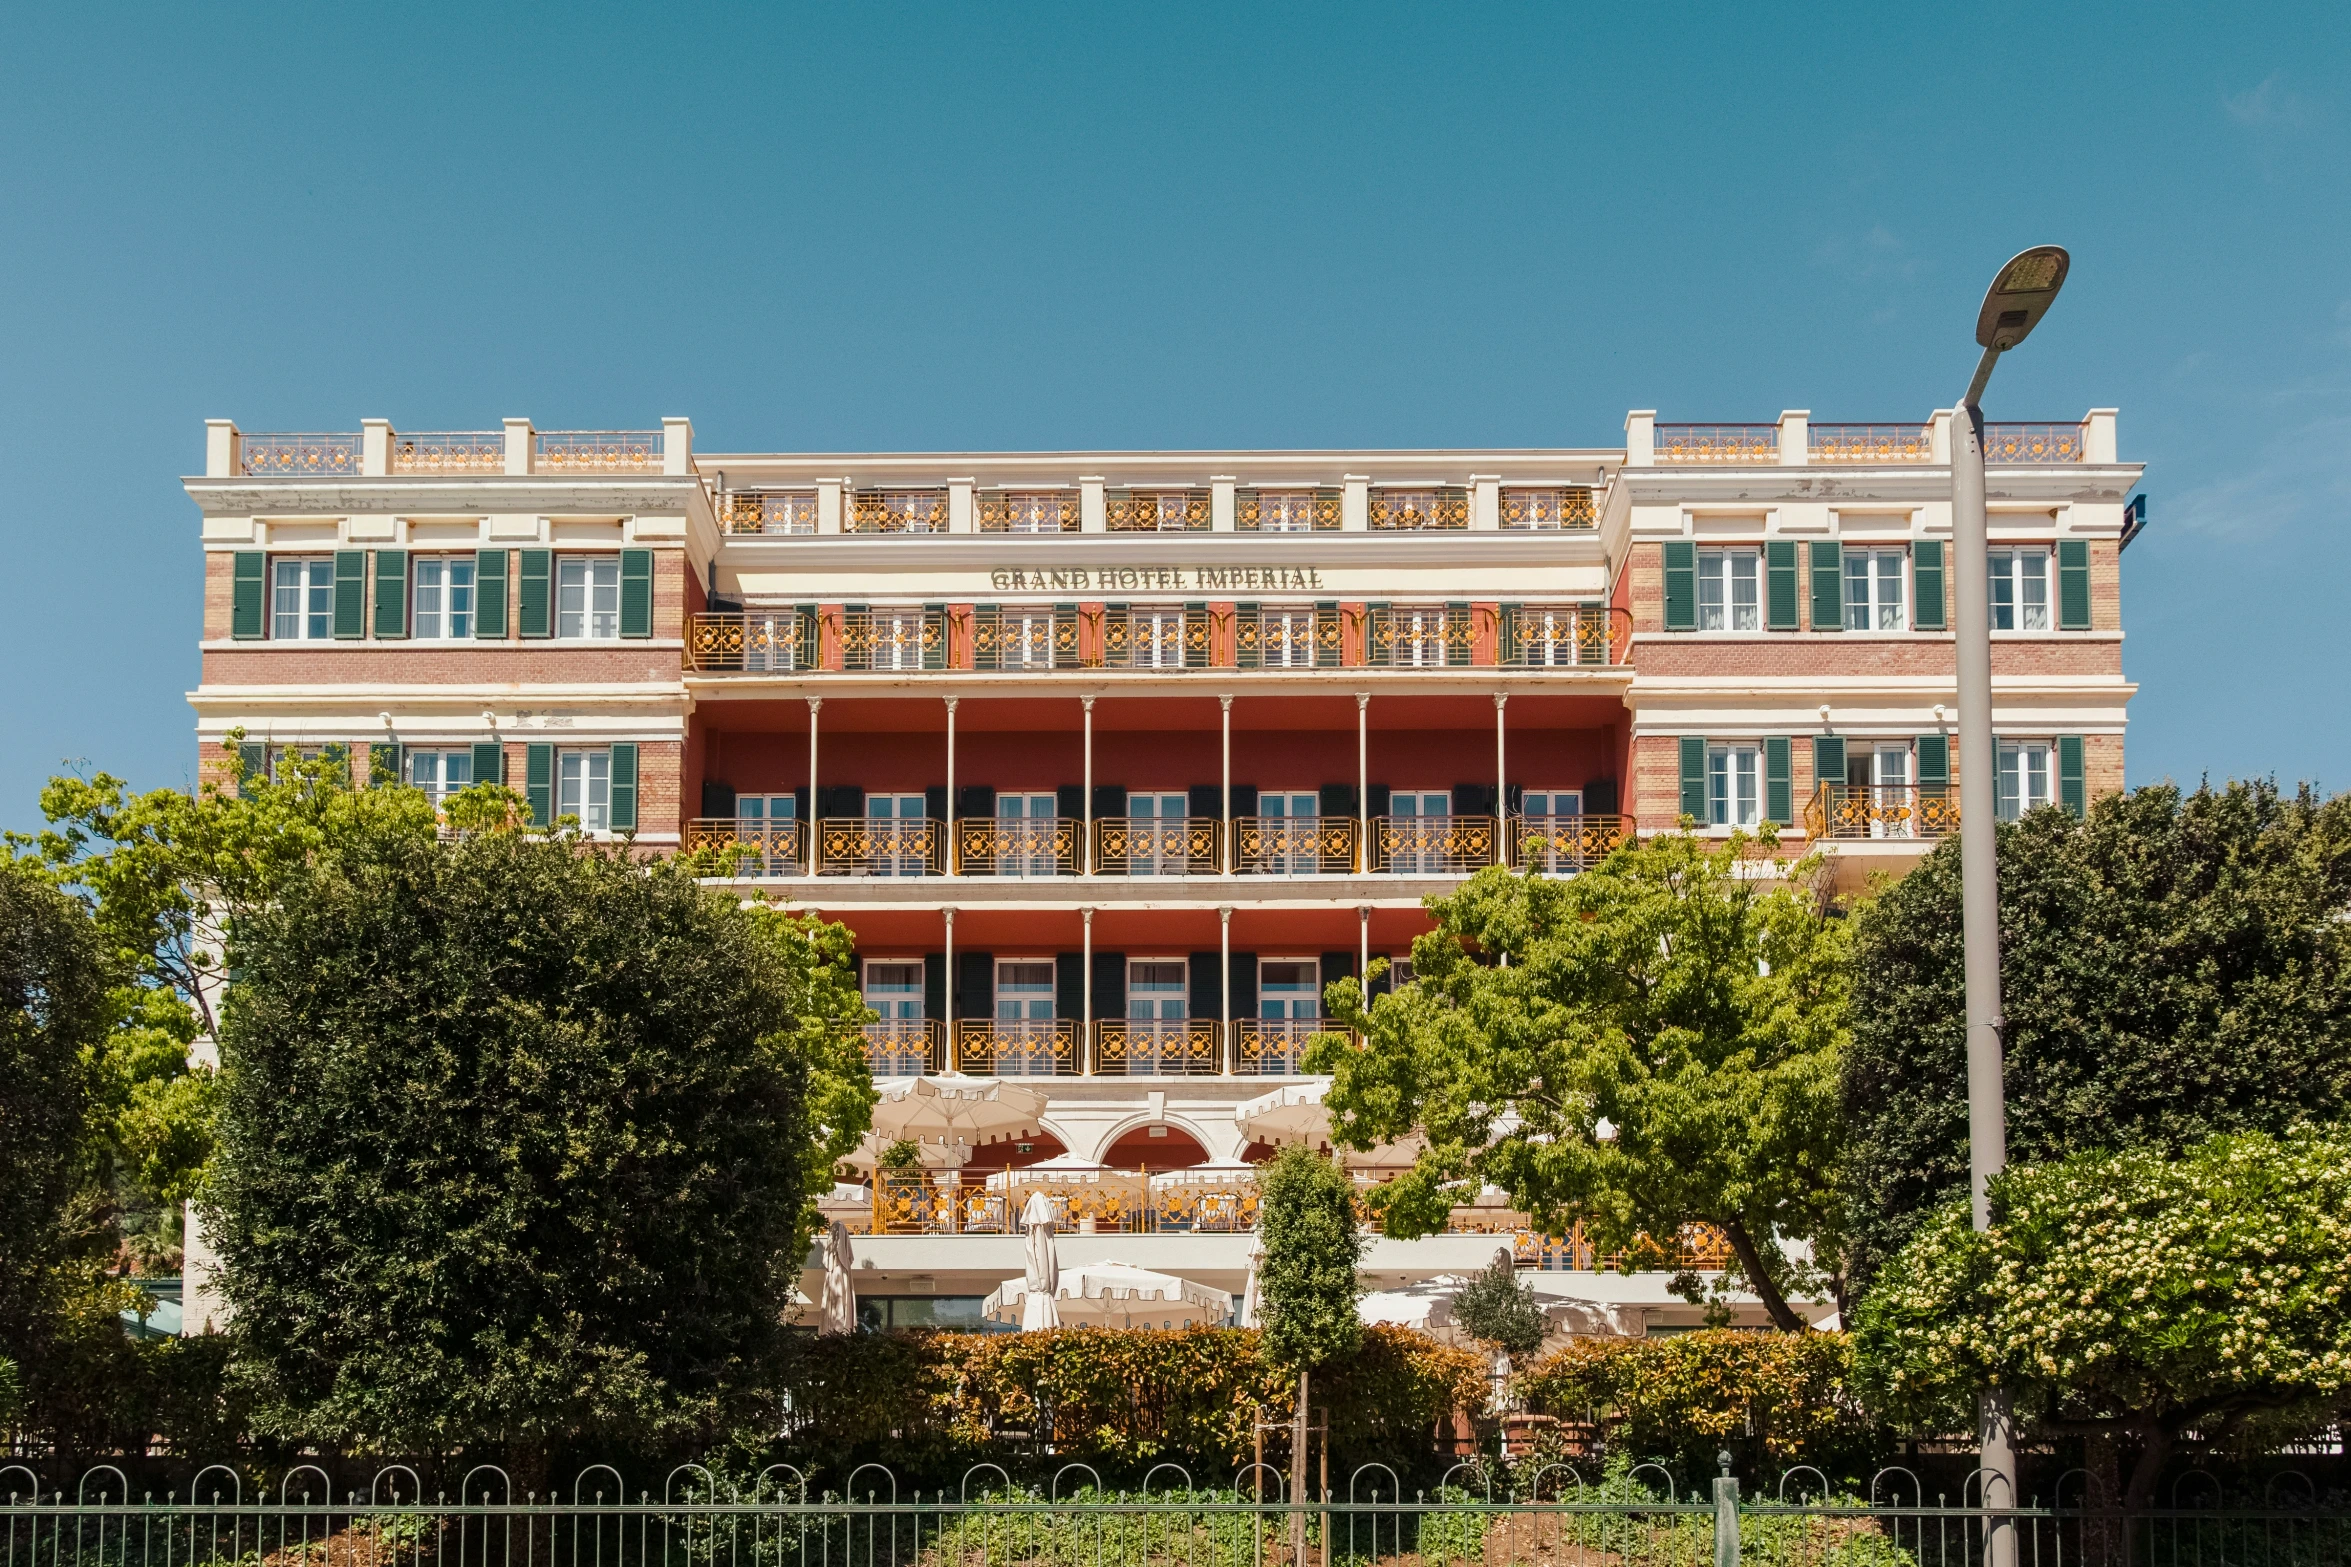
[3,3,2346,828]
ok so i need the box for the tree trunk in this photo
[2122,1417,2174,1516]
[2083,1427,2124,1567]
[1292,1368,1310,1565]
[1718,1218,1806,1332]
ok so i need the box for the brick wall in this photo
[1632,637,2121,680]
[203,646,683,684]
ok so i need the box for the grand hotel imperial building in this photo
[183,410,2141,1334]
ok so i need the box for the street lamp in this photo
[1951,244,2068,1559]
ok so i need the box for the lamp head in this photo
[1975,246,2070,351]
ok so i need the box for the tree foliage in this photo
[1852,1130,2351,1511]
[1321,831,1849,1330]
[1843,781,2351,1292]
[1255,1146,1364,1374]
[1449,1254,1548,1358]
[204,827,860,1464]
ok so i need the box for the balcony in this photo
[1808,423,1933,463]
[1235,1018,1345,1074]
[862,1019,944,1076]
[1983,422,2086,463]
[1098,605,1215,670]
[1367,487,1469,530]
[980,490,1080,533]
[239,433,361,476]
[1510,814,1635,872]
[1803,784,1959,841]
[970,605,1080,671]
[954,1020,1076,1077]
[1235,488,1340,532]
[721,491,817,534]
[839,609,948,671]
[1365,606,1472,668]
[1105,488,1210,532]
[683,817,805,874]
[816,817,944,876]
[1093,817,1221,876]
[1094,1019,1222,1076]
[1369,815,1497,875]
[849,489,948,534]
[534,431,662,471]
[391,431,504,473]
[956,818,1079,877]
[1233,605,1343,668]
[1654,424,1778,464]
[1231,816,1358,875]
[1500,605,1627,666]
[1499,487,1597,529]
[688,611,813,672]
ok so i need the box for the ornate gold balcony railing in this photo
[686,611,816,672]
[1152,1178,1261,1233]
[1094,816,1221,876]
[534,430,662,471]
[1233,606,1342,669]
[971,606,1080,670]
[1510,815,1635,873]
[1099,606,1215,669]
[239,433,361,476]
[1235,488,1341,532]
[1655,424,1779,464]
[390,431,504,473]
[816,817,942,876]
[1499,487,1597,529]
[1232,816,1357,875]
[1808,423,1934,463]
[1105,488,1210,532]
[1235,1019,1346,1075]
[1371,815,1497,875]
[1511,1220,1736,1272]
[839,609,947,671]
[1367,488,1469,530]
[722,491,817,533]
[1499,604,1629,667]
[1803,784,1959,841]
[1366,606,1473,668]
[848,489,948,533]
[1094,1019,1222,1076]
[953,1020,1077,1077]
[861,1019,943,1077]
[955,817,1078,877]
[684,816,806,873]
[1983,422,2087,463]
[979,490,1081,532]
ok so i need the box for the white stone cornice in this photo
[711,530,1611,570]
[1616,465,2144,509]
[181,474,716,528]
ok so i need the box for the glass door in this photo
[862,960,929,1075]
[1130,605,1186,668]
[866,792,927,877]
[1256,959,1321,1072]
[994,959,1058,1076]
[1126,959,1190,1073]
[737,793,798,873]
[1387,789,1453,873]
[1258,790,1320,873]
[1260,605,1315,667]
[1519,787,1585,871]
[995,791,1059,876]
[1127,790,1188,874]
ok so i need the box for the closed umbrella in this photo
[1019,1190,1061,1331]
[819,1219,857,1335]
[1238,1247,1264,1329]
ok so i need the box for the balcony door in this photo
[1391,606,1448,667]
[996,791,1059,875]
[862,960,928,1076]
[1126,959,1189,1072]
[1260,606,1315,668]
[866,792,927,877]
[994,959,1058,1076]
[1129,605,1187,669]
[1387,789,1453,874]
[737,793,798,873]
[1257,959,1321,1072]
[1848,746,1912,838]
[1259,790,1320,873]
[1127,791,1187,874]
[1519,787,1586,872]
[870,610,927,671]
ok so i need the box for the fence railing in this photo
[1364,607,1473,668]
[1094,1019,1222,1076]
[838,610,947,671]
[390,431,505,472]
[956,818,1079,877]
[848,489,949,533]
[721,491,817,533]
[1803,784,1959,841]
[238,433,361,476]
[979,490,1081,532]
[1106,488,1211,532]
[1499,487,1597,529]
[1231,817,1358,876]
[815,817,942,876]
[1233,606,1343,668]
[1371,815,1497,875]
[1807,422,1935,463]
[1653,423,1779,464]
[1984,421,2088,463]
[1099,606,1218,669]
[1511,815,1635,872]
[1094,817,1222,876]
[1235,487,1341,531]
[971,605,1083,670]
[1499,604,1630,666]
[953,1020,1076,1077]
[860,1019,942,1076]
[687,612,815,672]
[1235,1019,1345,1074]
[533,430,661,471]
[1367,488,1470,530]
[683,817,805,873]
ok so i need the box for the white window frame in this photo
[1126,958,1189,1022]
[1988,548,2051,632]
[556,555,621,640]
[1707,743,1762,828]
[1696,548,1761,633]
[271,556,334,641]
[412,556,476,640]
[556,747,612,831]
[1996,740,2055,820]
[406,749,474,807]
[1843,547,1908,632]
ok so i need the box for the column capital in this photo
[1082,906,1095,925]
[945,695,960,713]
[806,695,823,713]
[1082,694,1096,711]
[1494,692,1509,711]
[1218,693,1233,711]
[1218,905,1233,923]
[943,905,956,924]
[1356,692,1370,710]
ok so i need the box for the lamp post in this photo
[1952,244,2069,1565]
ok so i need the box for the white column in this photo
[817,479,844,534]
[1082,694,1095,874]
[945,696,959,876]
[806,697,822,877]
[1495,692,1509,867]
[662,417,695,476]
[361,419,392,477]
[943,907,956,1072]
[1341,476,1369,531]
[1080,476,1107,533]
[1220,694,1233,874]
[2084,408,2118,465]
[1778,410,1809,467]
[1356,693,1370,872]
[1210,476,1237,531]
[1081,907,1095,1076]
[1470,475,1500,530]
[948,478,976,532]
[1219,905,1233,1075]
[204,419,239,478]
[1358,905,1370,983]
[502,418,534,476]
[1623,410,1655,468]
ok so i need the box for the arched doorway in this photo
[1099,1122,1209,1172]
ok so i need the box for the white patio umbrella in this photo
[818,1219,857,1335]
[837,1130,976,1172]
[868,1075,1050,1147]
[984,1261,1228,1330]
[1235,1081,1427,1168]
[1356,1276,1472,1340]
[1019,1190,1061,1331]
[1238,1248,1264,1329]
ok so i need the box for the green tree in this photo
[204,827,859,1470]
[1321,831,1849,1330]
[1853,1130,2351,1512]
[1451,1253,1549,1362]
[1255,1145,1363,1523]
[1843,781,2351,1292]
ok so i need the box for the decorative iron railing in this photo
[533,430,661,471]
[1984,421,2087,463]
[683,816,805,874]
[861,1018,942,1076]
[721,490,817,533]
[238,433,361,476]
[1499,487,1597,528]
[1808,423,1935,462]
[955,817,1078,876]
[1654,423,1779,464]
[1511,814,1635,872]
[838,609,946,671]
[1094,1019,1222,1076]
[970,605,1080,670]
[1365,605,1473,668]
[389,430,504,472]
[848,488,948,533]
[1499,604,1628,666]
[1105,488,1210,532]
[1514,1219,1738,1271]
[978,489,1081,532]
[1371,815,1497,875]
[1231,816,1357,875]
[1803,783,1959,841]
[1234,486,1342,531]
[1098,605,1215,669]
[1235,1018,1346,1074]
[1093,816,1221,875]
[1232,605,1342,668]
[1367,487,1469,530]
[816,817,942,876]
[1152,1176,1262,1232]
[953,1019,1076,1077]
[685,611,814,672]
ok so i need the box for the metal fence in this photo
[6,1461,2346,1567]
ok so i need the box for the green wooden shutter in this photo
[922,602,947,669]
[1496,603,1518,666]
[1808,540,1843,632]
[373,550,408,639]
[1444,600,1471,666]
[231,552,266,639]
[332,550,368,639]
[1677,736,1706,822]
[369,741,404,786]
[1314,599,1341,667]
[471,741,505,788]
[2058,736,2086,818]
[618,548,653,638]
[237,742,266,798]
[1236,600,1261,669]
[474,549,509,638]
[1765,541,1799,630]
[318,743,351,786]
[525,743,554,825]
[1916,733,1949,790]
[517,549,552,639]
[608,743,638,831]
[1912,540,1946,630]
[1662,541,1697,631]
[2057,539,2092,629]
[1763,736,1791,825]
[1812,735,1846,797]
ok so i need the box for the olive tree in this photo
[1256,1144,1363,1522]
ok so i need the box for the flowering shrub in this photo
[1852,1130,2351,1510]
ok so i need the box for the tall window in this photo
[407,749,473,807]
[1843,548,1908,630]
[413,557,476,639]
[1696,549,1761,632]
[862,960,928,1076]
[1707,744,1761,827]
[1997,741,2053,820]
[271,557,333,640]
[557,556,620,638]
[1258,606,1317,667]
[737,793,798,872]
[1988,548,2051,631]
[557,749,611,831]
[992,960,1059,1078]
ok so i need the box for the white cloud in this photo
[2223,73,2314,129]
[2165,408,2351,539]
